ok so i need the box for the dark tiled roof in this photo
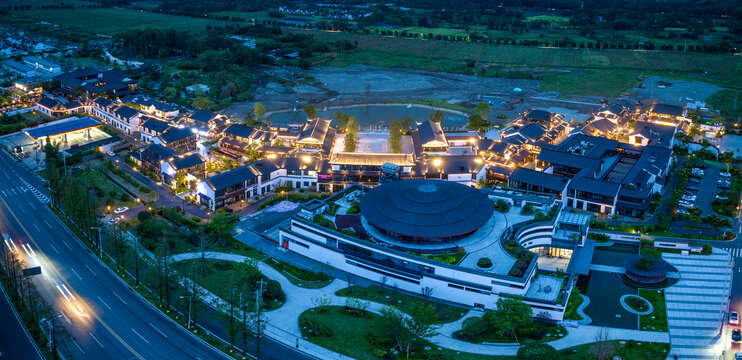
[140,117,171,133]
[188,109,218,124]
[142,143,179,160]
[509,167,569,192]
[204,166,256,191]
[299,118,331,143]
[159,127,195,144]
[94,97,113,108]
[424,155,486,174]
[223,124,255,139]
[169,153,205,170]
[114,106,139,119]
[62,100,83,109]
[523,109,562,122]
[631,121,676,148]
[416,120,447,146]
[570,176,620,198]
[650,103,686,117]
[37,97,61,109]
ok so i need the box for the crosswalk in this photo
[20,178,50,204]
[718,247,742,258]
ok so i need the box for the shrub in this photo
[702,243,712,255]
[121,193,132,202]
[458,317,487,341]
[494,199,510,213]
[137,210,152,222]
[139,185,153,193]
[477,257,492,268]
[517,343,559,360]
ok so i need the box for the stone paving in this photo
[662,249,733,360]
[167,250,671,359]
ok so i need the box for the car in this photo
[114,207,128,214]
[735,351,742,360]
[733,329,742,343]
[731,311,739,325]
[107,151,115,156]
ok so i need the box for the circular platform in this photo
[359,179,494,243]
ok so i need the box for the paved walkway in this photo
[589,264,626,274]
[575,294,593,325]
[662,249,733,360]
[168,251,671,359]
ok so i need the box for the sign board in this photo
[23,266,42,277]
[318,173,332,181]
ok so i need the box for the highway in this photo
[0,150,232,360]
[0,149,316,360]
[0,283,44,360]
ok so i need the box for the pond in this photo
[266,104,468,129]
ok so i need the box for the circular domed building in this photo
[359,179,494,243]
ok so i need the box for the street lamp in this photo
[179,295,192,329]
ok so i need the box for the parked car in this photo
[114,207,128,214]
[735,351,742,360]
[733,329,741,343]
[676,208,689,215]
[730,311,739,325]
[107,151,116,156]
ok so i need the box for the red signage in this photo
[318,173,332,181]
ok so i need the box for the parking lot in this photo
[676,163,725,217]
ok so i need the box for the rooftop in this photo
[24,116,100,139]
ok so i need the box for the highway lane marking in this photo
[10,188,16,195]
[28,202,36,210]
[49,243,60,254]
[62,241,72,251]
[33,224,40,232]
[70,268,83,280]
[0,189,144,359]
[1,190,5,196]
[112,291,128,305]
[131,328,150,344]
[43,219,51,228]
[90,332,105,349]
[71,338,84,354]
[96,296,112,310]
[148,322,168,338]
[84,264,97,276]
[18,204,26,213]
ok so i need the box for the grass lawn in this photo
[263,257,333,289]
[538,68,642,97]
[558,340,670,359]
[386,99,475,114]
[172,259,284,310]
[76,167,139,212]
[639,289,668,332]
[707,89,742,118]
[564,288,584,321]
[14,8,228,34]
[299,306,511,360]
[335,285,467,324]
[420,250,467,265]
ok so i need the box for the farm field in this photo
[13,8,228,34]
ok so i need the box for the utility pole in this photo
[254,279,265,360]
[134,234,139,286]
[90,227,102,258]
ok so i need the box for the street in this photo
[0,149,316,360]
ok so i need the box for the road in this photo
[0,149,316,360]
[0,284,44,360]
[0,150,231,360]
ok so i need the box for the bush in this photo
[458,317,487,341]
[137,210,152,222]
[702,243,712,255]
[120,193,132,202]
[476,257,492,268]
[517,343,559,360]
[494,199,510,213]
[139,185,153,193]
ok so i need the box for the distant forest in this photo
[89,0,742,35]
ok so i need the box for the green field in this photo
[370,25,469,37]
[14,8,228,34]
[210,10,272,21]
[524,15,570,25]
[708,89,742,118]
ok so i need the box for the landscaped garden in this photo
[335,285,467,324]
[639,289,668,332]
[171,259,285,311]
[563,288,584,321]
[263,257,333,289]
[624,295,649,312]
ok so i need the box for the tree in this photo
[591,327,613,360]
[389,118,403,153]
[377,304,439,359]
[429,110,444,123]
[334,111,351,130]
[399,116,414,132]
[517,343,559,360]
[468,113,489,132]
[474,101,493,119]
[192,96,213,110]
[705,214,732,238]
[304,104,318,119]
[205,210,237,246]
[484,298,533,342]
[344,116,359,152]
[253,102,266,121]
